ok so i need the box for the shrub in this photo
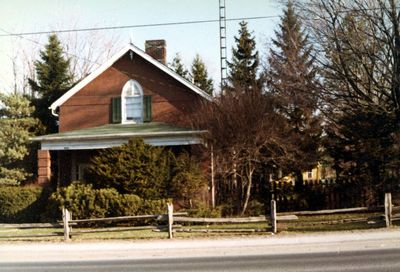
[116,194,142,216]
[50,182,168,220]
[140,199,169,215]
[170,152,207,208]
[51,182,108,219]
[246,200,265,216]
[86,138,172,199]
[0,186,47,222]
[188,202,222,218]
[219,200,236,217]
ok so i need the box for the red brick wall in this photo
[37,150,51,185]
[59,52,204,132]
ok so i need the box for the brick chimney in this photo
[145,40,166,65]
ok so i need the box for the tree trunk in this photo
[236,175,243,214]
[232,154,238,191]
[232,150,242,214]
[241,164,253,216]
[210,144,215,208]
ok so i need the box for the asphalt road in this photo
[2,248,400,272]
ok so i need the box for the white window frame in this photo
[121,80,143,124]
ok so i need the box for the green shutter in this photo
[111,96,121,123]
[143,95,152,122]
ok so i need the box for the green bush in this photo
[86,138,172,199]
[0,186,49,223]
[116,194,142,216]
[219,200,237,217]
[50,182,112,219]
[187,202,222,218]
[107,194,168,217]
[50,182,168,220]
[246,200,265,216]
[170,152,207,209]
[140,199,169,215]
[86,140,208,207]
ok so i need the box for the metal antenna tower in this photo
[219,0,227,92]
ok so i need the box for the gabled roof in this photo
[50,43,212,111]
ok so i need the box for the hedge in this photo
[0,183,169,223]
[50,182,169,221]
[0,186,50,223]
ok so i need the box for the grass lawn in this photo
[0,213,398,242]
[0,228,64,242]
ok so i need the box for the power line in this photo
[0,15,280,37]
[1,2,400,38]
[0,27,102,66]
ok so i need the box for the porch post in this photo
[37,150,51,185]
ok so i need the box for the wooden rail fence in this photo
[0,193,398,240]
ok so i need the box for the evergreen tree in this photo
[267,1,321,188]
[87,138,172,199]
[170,152,207,208]
[170,53,189,80]
[228,21,259,91]
[191,54,214,96]
[29,34,73,134]
[0,93,39,185]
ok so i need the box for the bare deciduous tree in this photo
[59,27,122,81]
[194,89,295,215]
[6,19,122,95]
[299,0,400,116]
[299,0,400,191]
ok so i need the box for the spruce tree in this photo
[170,152,207,208]
[267,1,321,188]
[170,53,189,80]
[191,54,214,96]
[228,21,259,91]
[0,93,39,185]
[29,34,73,134]
[87,138,172,199]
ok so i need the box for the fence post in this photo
[384,192,392,228]
[69,210,73,237]
[62,207,71,242]
[167,203,174,239]
[271,200,277,234]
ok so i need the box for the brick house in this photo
[33,40,212,186]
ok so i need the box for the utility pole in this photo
[219,0,227,92]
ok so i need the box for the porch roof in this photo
[33,122,206,150]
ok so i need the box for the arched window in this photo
[122,80,143,123]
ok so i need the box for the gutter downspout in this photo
[50,106,59,117]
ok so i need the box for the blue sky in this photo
[0,0,283,92]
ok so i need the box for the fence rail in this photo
[0,223,64,229]
[173,216,268,223]
[278,206,381,216]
